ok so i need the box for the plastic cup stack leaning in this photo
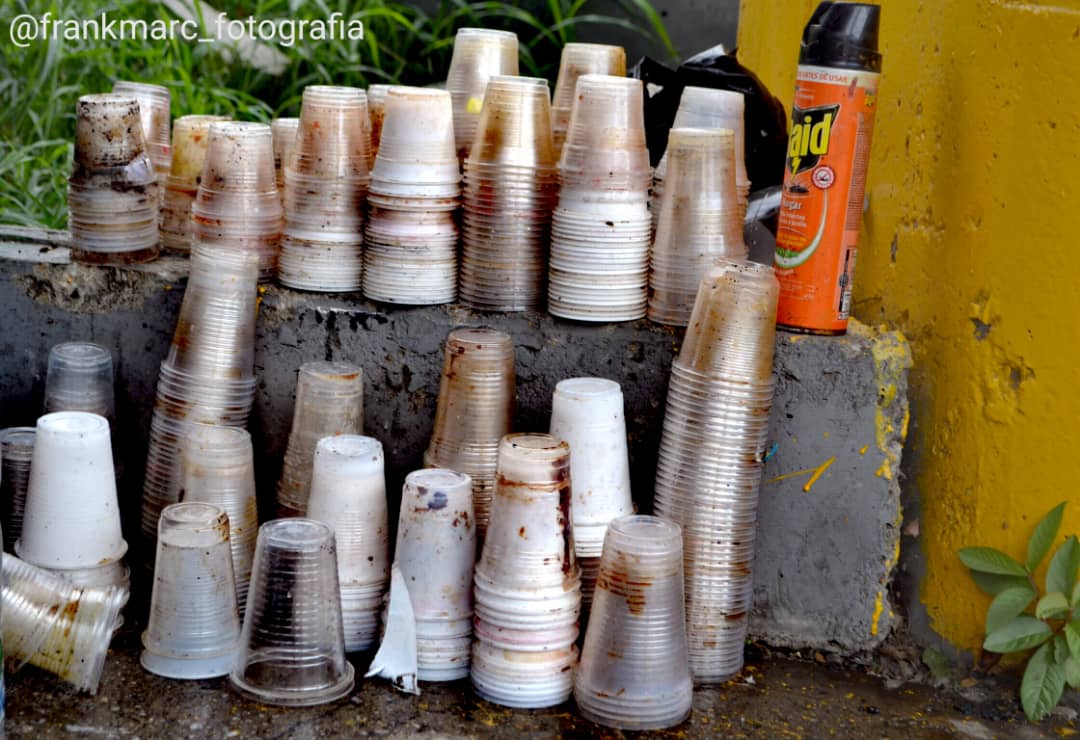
[574,515,693,730]
[16,412,128,590]
[649,128,749,327]
[112,80,172,199]
[230,518,355,706]
[366,84,392,158]
[277,361,364,516]
[651,87,751,231]
[459,76,559,311]
[652,258,779,683]
[395,469,476,680]
[362,87,460,305]
[191,121,283,280]
[549,378,633,610]
[0,427,34,551]
[549,75,652,322]
[180,425,259,611]
[445,28,520,160]
[270,117,299,208]
[550,43,626,155]
[424,328,515,536]
[67,93,160,265]
[278,86,371,292]
[43,341,115,422]
[142,502,241,679]
[306,436,389,653]
[472,434,581,708]
[160,115,230,252]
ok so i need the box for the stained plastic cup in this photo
[230,518,355,706]
[112,80,172,176]
[370,87,459,188]
[1,427,34,552]
[142,502,241,679]
[367,84,392,157]
[471,642,579,708]
[446,28,520,159]
[271,117,300,205]
[73,93,148,168]
[551,44,627,153]
[43,342,115,420]
[161,115,231,252]
[557,75,650,189]
[574,515,692,730]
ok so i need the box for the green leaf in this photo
[922,647,950,680]
[1046,536,1080,596]
[959,547,1028,576]
[984,615,1053,654]
[1027,502,1067,571]
[1066,656,1080,689]
[1036,592,1070,620]
[1072,579,1080,609]
[1054,634,1070,664]
[1066,621,1080,659]
[1021,642,1067,722]
[971,571,1032,596]
[986,586,1037,633]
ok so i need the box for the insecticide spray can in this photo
[774,2,881,334]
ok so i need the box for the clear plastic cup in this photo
[43,342,115,421]
[271,117,300,204]
[557,75,650,190]
[1,427,34,552]
[551,44,627,153]
[574,515,692,730]
[367,84,392,157]
[142,502,241,679]
[446,28,520,159]
[161,115,231,252]
[73,93,147,168]
[290,86,371,179]
[112,80,172,172]
[230,518,355,706]
[657,86,749,190]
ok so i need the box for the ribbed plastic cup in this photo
[277,361,364,515]
[395,469,475,681]
[161,115,230,252]
[425,328,515,534]
[370,87,459,189]
[73,93,147,168]
[1,427,34,552]
[231,518,355,705]
[112,80,172,178]
[290,86,371,179]
[306,436,388,653]
[1,553,127,693]
[142,502,241,679]
[557,75,650,190]
[574,515,692,730]
[446,28,520,159]
[271,117,300,206]
[551,44,627,154]
[367,84,392,157]
[43,342,115,421]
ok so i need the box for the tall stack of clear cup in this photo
[191,121,283,281]
[459,76,558,311]
[549,75,652,322]
[362,87,460,305]
[652,258,779,683]
[270,117,299,208]
[161,115,230,252]
[550,43,626,156]
[424,328,515,536]
[0,428,34,551]
[278,86,371,292]
[112,81,172,200]
[649,128,748,327]
[445,28,519,160]
[366,84,392,158]
[276,361,364,516]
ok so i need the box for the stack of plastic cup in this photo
[68,93,160,265]
[2,553,127,693]
[548,378,633,610]
[16,412,127,589]
[652,258,779,683]
[112,80,172,196]
[459,76,558,311]
[394,469,475,680]
[142,502,241,679]
[278,86,371,292]
[191,121,283,281]
[161,114,230,252]
[649,128,748,327]
[446,28,520,160]
[180,425,258,611]
[141,244,260,555]
[574,515,692,730]
[42,341,115,422]
[277,361,364,516]
[271,117,300,208]
[0,428,34,552]
[424,328,515,535]
[549,75,651,322]
[306,436,389,653]
[550,43,627,155]
[362,87,460,305]
[652,87,750,230]
[231,518,355,706]
[472,434,580,708]
[367,84,392,158]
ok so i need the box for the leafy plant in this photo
[960,502,1080,721]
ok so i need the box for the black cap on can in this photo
[800,2,882,73]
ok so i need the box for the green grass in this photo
[0,0,674,229]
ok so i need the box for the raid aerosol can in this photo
[774,2,881,334]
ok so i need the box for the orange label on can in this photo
[774,65,879,334]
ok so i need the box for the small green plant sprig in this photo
[960,502,1080,722]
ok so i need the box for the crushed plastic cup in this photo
[1,427,34,552]
[446,28,520,159]
[551,43,626,153]
[366,564,419,694]
[271,117,300,205]
[230,518,355,706]
[142,502,241,679]
[161,114,231,252]
[43,341,115,421]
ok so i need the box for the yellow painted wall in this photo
[738,1,1080,650]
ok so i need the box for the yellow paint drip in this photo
[870,591,885,636]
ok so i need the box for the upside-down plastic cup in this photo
[550,43,627,154]
[574,515,692,730]
[446,28,520,159]
[425,328,515,535]
[112,80,172,182]
[230,518,355,706]
[367,84,392,157]
[142,502,241,679]
[271,117,300,206]
[1,427,34,552]
[395,468,475,680]
[161,114,231,252]
[306,435,388,653]
[43,341,115,421]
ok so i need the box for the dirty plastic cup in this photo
[73,93,148,168]
[230,518,356,706]
[1,427,34,552]
[142,502,241,679]
[161,114,231,252]
[43,341,115,421]
[271,117,300,205]
[367,84,392,157]
[446,28,520,159]
[306,435,389,653]
[557,75,650,189]
[112,80,172,177]
[574,515,692,730]
[551,44,627,154]
[370,87,459,189]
